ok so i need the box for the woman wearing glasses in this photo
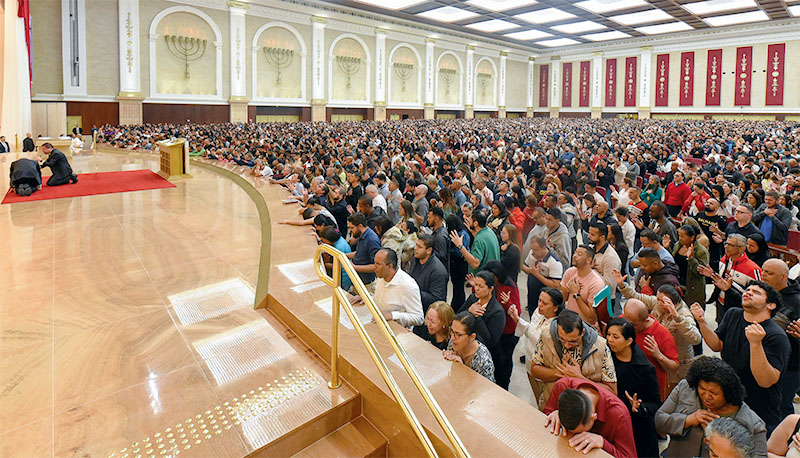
[443,311,496,382]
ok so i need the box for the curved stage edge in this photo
[192,158,608,458]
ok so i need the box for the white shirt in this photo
[374,269,423,328]
[621,218,636,250]
[372,193,388,213]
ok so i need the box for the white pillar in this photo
[638,46,652,117]
[526,57,534,114]
[591,52,603,109]
[425,38,435,105]
[61,0,87,96]
[228,2,248,99]
[118,0,141,95]
[2,0,32,142]
[549,57,560,110]
[498,51,507,110]
[465,45,475,110]
[311,16,327,103]
[374,28,386,105]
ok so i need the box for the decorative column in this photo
[526,57,535,117]
[228,1,248,123]
[423,38,435,119]
[117,0,143,124]
[638,47,652,119]
[464,45,475,119]
[590,52,603,119]
[549,56,560,118]
[311,16,327,122]
[374,28,387,121]
[497,51,507,118]
[62,0,87,97]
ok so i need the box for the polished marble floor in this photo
[0,151,352,457]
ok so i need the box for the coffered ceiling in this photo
[315,0,800,50]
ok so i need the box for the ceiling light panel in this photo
[582,30,631,41]
[788,5,800,17]
[575,0,648,14]
[417,6,480,22]
[551,20,606,33]
[702,10,769,27]
[354,0,428,10]
[681,0,757,16]
[610,9,674,25]
[535,38,581,47]
[466,19,521,32]
[635,21,693,35]
[515,7,576,24]
[504,29,554,40]
[466,0,539,12]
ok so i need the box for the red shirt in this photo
[634,317,679,400]
[495,283,521,335]
[544,378,637,458]
[664,182,691,207]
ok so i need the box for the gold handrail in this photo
[313,244,470,458]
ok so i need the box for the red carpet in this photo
[2,170,176,204]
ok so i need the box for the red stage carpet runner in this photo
[2,170,176,204]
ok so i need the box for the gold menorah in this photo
[335,55,361,88]
[439,68,457,95]
[393,62,414,93]
[164,34,207,79]
[264,47,294,85]
[477,72,492,97]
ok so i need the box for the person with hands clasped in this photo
[543,377,637,458]
[455,270,505,376]
[443,312,495,382]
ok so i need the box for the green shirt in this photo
[469,227,501,275]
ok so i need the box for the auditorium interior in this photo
[2,0,800,457]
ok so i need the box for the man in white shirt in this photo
[613,207,636,250]
[365,184,387,213]
[357,248,423,328]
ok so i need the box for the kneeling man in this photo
[40,143,78,186]
[9,158,42,196]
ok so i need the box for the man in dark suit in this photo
[0,136,10,153]
[22,133,35,152]
[40,143,78,186]
[9,158,42,196]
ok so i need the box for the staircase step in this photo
[290,416,388,458]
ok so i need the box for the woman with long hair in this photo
[746,232,771,267]
[608,223,629,273]
[488,201,510,243]
[446,213,471,310]
[606,317,661,458]
[641,175,663,207]
[500,224,521,281]
[419,301,455,351]
[673,224,710,308]
[480,260,521,391]
[443,311,495,382]
[438,186,458,219]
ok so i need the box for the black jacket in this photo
[10,158,42,186]
[41,149,73,180]
[612,345,661,458]
[408,255,448,312]
[457,295,505,351]
[752,204,793,246]
[22,137,35,152]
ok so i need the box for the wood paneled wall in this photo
[66,102,119,128]
[254,106,311,122]
[142,103,229,124]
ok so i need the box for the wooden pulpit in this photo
[157,138,191,180]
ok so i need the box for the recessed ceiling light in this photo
[465,19,521,32]
[788,5,800,17]
[681,0,757,16]
[635,21,693,34]
[610,9,673,25]
[702,10,769,26]
[516,7,576,24]
[504,29,553,40]
[575,0,647,14]
[466,0,539,12]
[354,0,427,10]
[417,6,480,22]
[551,20,606,33]
[535,38,581,47]
[582,30,631,41]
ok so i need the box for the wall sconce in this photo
[264,46,294,85]
[164,34,207,79]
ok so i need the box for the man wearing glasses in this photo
[723,204,760,239]
[699,234,762,319]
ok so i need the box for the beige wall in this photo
[388,45,420,105]
[435,51,462,106]
[506,59,527,110]
[30,0,62,96]
[329,33,369,102]
[475,57,495,107]
[86,0,119,96]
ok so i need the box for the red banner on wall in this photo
[765,43,785,106]
[624,57,636,107]
[539,64,549,107]
[734,46,752,106]
[655,54,669,107]
[679,52,694,106]
[562,62,572,107]
[579,61,590,107]
[605,58,616,107]
[706,49,722,106]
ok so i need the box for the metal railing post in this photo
[329,256,342,389]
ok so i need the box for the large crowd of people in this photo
[99,117,800,457]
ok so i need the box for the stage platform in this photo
[0,150,607,457]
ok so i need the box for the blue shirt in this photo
[352,227,381,284]
[333,237,354,291]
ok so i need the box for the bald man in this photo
[623,299,680,399]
